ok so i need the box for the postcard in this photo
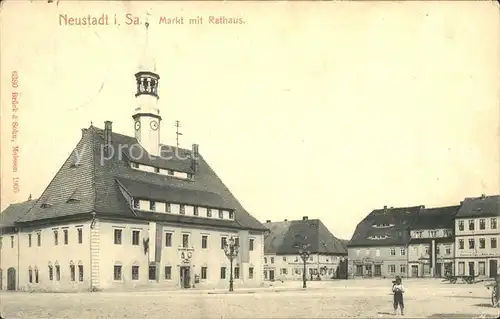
[0,1,499,318]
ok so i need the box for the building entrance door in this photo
[269,270,275,281]
[489,260,498,278]
[468,262,475,276]
[179,266,191,288]
[7,267,16,290]
[411,265,418,277]
[435,263,442,277]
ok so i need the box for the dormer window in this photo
[131,162,139,169]
[372,223,394,228]
[154,167,160,173]
[193,206,199,216]
[180,205,185,215]
[167,170,174,176]
[40,203,52,208]
[207,208,212,217]
[149,201,156,211]
[165,203,171,213]
[133,199,140,209]
[218,210,223,219]
[229,211,234,219]
[368,235,389,240]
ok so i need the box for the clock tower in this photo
[133,21,161,156]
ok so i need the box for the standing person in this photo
[392,276,405,315]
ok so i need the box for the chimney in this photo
[82,128,87,138]
[104,121,112,145]
[481,193,486,199]
[419,205,425,211]
[266,220,271,223]
[191,144,199,172]
[284,219,288,222]
[302,216,308,221]
[28,193,32,201]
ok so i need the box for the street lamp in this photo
[297,243,311,288]
[223,236,239,292]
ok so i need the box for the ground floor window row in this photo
[354,264,406,276]
[455,260,499,277]
[276,267,337,276]
[28,262,84,283]
[112,264,255,281]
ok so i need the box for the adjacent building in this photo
[454,194,499,278]
[0,24,267,292]
[407,206,459,278]
[348,205,422,278]
[263,216,348,281]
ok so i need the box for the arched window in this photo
[69,261,75,282]
[28,266,33,283]
[34,266,39,283]
[48,262,53,281]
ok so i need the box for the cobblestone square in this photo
[0,279,498,318]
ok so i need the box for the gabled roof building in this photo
[407,205,459,278]
[0,23,266,292]
[348,205,422,278]
[454,194,499,279]
[263,216,347,281]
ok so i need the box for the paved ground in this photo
[0,279,498,318]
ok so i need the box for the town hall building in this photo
[0,23,267,292]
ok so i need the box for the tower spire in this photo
[138,18,156,73]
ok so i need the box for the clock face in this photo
[134,121,141,131]
[150,120,159,131]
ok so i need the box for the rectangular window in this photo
[180,205,185,215]
[114,229,122,245]
[458,220,464,231]
[35,268,39,283]
[390,248,395,256]
[459,239,464,249]
[78,265,83,282]
[149,265,157,280]
[264,257,267,264]
[491,238,497,249]
[133,199,140,209]
[468,238,475,249]
[55,265,60,281]
[132,266,139,280]
[400,265,406,274]
[218,210,223,219]
[249,239,254,251]
[376,249,380,257]
[10,236,14,248]
[150,201,156,211]
[249,267,254,279]
[229,211,234,219]
[54,230,59,245]
[165,266,172,280]
[48,265,53,280]
[283,256,287,262]
[114,265,122,280]
[220,267,226,279]
[389,265,396,274]
[165,203,171,213]
[271,257,275,263]
[70,265,75,281]
[182,234,190,248]
[28,234,32,247]
[355,265,363,276]
[478,262,486,276]
[436,246,440,255]
[63,229,69,245]
[458,262,465,275]
[77,228,83,244]
[201,267,207,279]
[374,265,382,276]
[165,233,172,247]
[400,248,405,256]
[207,209,212,217]
[221,237,227,249]
[132,230,140,246]
[468,220,475,231]
[235,237,239,247]
[29,268,33,283]
[234,267,240,279]
[445,246,451,255]
[201,235,208,249]
[491,218,497,229]
[193,206,199,216]
[479,238,485,249]
[479,219,486,230]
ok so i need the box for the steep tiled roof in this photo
[15,126,266,231]
[264,218,347,255]
[413,205,459,230]
[0,199,37,229]
[455,195,500,218]
[348,206,422,248]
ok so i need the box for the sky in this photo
[1,1,499,240]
